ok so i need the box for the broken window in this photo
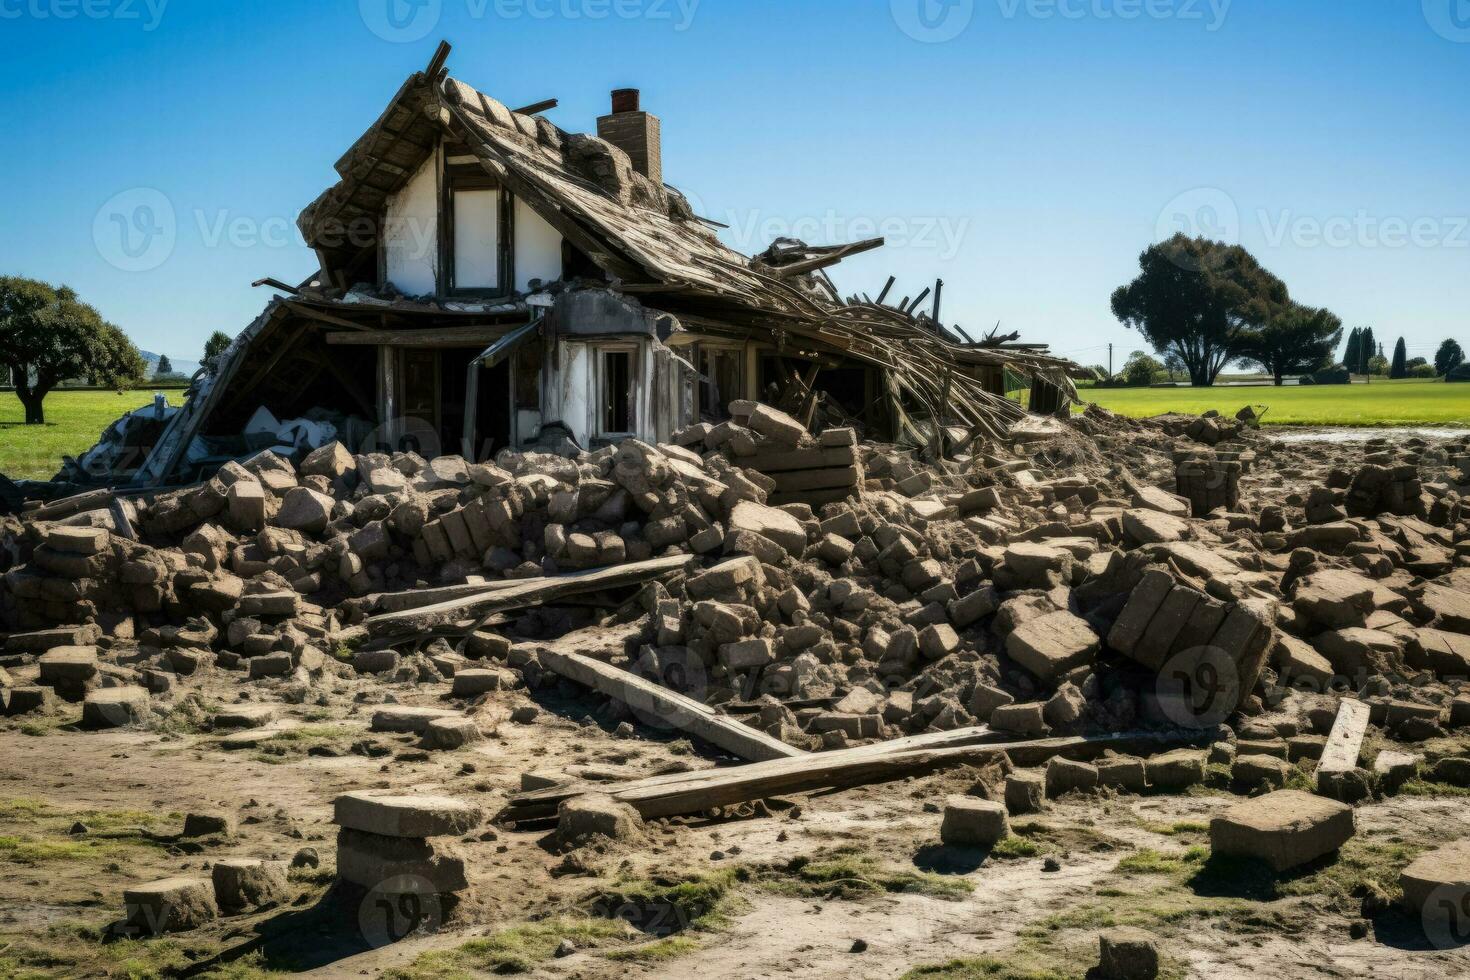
[599,348,634,435]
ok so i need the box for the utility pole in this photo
[1108,344,1113,380]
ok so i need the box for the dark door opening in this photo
[601,350,632,435]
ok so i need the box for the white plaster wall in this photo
[383,152,439,296]
[560,341,591,446]
[514,197,563,291]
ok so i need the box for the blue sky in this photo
[1,0,1467,370]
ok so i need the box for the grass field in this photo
[1080,378,1470,427]
[0,390,163,480]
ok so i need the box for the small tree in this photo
[1435,339,1465,376]
[1390,337,1408,379]
[1110,234,1288,387]
[1367,354,1389,376]
[156,354,173,376]
[0,276,146,424]
[1238,304,1343,386]
[203,330,232,372]
[1122,350,1165,387]
[1342,327,1361,372]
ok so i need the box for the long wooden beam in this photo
[529,621,805,763]
[502,729,1207,821]
[365,554,694,638]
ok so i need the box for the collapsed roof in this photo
[107,42,1090,492]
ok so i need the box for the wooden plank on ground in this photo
[365,554,693,638]
[1316,697,1371,776]
[501,729,1204,822]
[23,488,116,521]
[528,621,804,764]
[368,579,526,614]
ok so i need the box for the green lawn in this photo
[0,390,164,480]
[1080,378,1470,427]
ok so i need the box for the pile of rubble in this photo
[5,398,1470,946]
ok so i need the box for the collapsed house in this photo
[65,42,1084,494]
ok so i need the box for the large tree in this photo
[0,276,146,424]
[1390,337,1408,379]
[1436,339,1465,376]
[1110,234,1288,387]
[1238,303,1344,386]
[156,354,173,376]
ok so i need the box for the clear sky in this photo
[1,0,1466,371]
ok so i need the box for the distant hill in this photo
[138,351,202,380]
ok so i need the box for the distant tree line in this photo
[1109,234,1465,386]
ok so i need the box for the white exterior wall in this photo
[383,152,439,296]
[559,342,591,446]
[514,197,562,291]
[556,338,667,446]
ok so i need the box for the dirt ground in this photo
[4,659,1470,980]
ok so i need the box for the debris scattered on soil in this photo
[5,397,1470,976]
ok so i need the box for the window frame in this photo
[593,342,640,439]
[442,168,513,298]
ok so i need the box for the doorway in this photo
[396,348,512,461]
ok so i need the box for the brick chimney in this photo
[597,88,662,185]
